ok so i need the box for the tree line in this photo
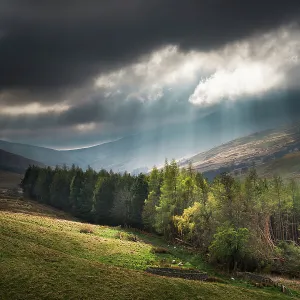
[21,161,300,275]
[21,165,148,228]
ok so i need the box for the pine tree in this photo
[155,159,179,238]
[34,167,53,204]
[142,167,162,230]
[93,174,115,224]
[78,167,97,221]
[21,165,41,198]
[111,184,132,225]
[69,168,85,217]
[50,168,71,211]
[130,174,148,228]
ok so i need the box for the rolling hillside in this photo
[0,171,23,189]
[0,109,280,173]
[0,149,44,174]
[3,121,300,176]
[0,196,297,300]
[180,123,300,179]
[0,140,73,167]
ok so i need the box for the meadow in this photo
[0,196,298,300]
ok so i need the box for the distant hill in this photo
[0,149,44,174]
[1,107,281,172]
[3,121,300,176]
[180,123,300,180]
[0,140,73,167]
[0,120,260,173]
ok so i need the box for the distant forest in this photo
[21,161,300,276]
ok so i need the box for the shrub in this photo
[115,231,138,242]
[80,225,94,234]
[271,242,300,278]
[150,247,170,254]
[209,224,250,271]
[125,233,138,242]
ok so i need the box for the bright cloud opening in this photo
[93,25,300,106]
[0,102,70,116]
[189,63,284,105]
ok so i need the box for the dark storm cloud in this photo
[0,0,299,91]
[0,88,195,135]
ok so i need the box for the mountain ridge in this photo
[0,148,44,174]
[2,121,300,176]
[180,122,300,179]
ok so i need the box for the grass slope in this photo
[0,170,22,189]
[0,197,297,300]
[181,123,300,179]
[257,152,300,179]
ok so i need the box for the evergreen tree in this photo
[130,174,148,227]
[34,167,53,204]
[69,168,85,217]
[142,167,162,230]
[50,168,71,211]
[155,159,179,238]
[78,167,98,221]
[21,165,40,198]
[93,174,115,224]
[111,184,132,225]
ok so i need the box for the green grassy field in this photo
[0,197,298,300]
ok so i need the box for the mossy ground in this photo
[0,197,297,300]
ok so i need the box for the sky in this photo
[1,0,300,149]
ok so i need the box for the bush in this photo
[209,225,250,271]
[80,225,94,234]
[271,242,300,278]
[150,247,170,254]
[115,231,138,242]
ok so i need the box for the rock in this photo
[171,260,176,264]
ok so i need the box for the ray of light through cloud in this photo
[1,18,300,156]
[94,25,300,110]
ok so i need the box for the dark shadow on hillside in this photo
[0,196,76,221]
